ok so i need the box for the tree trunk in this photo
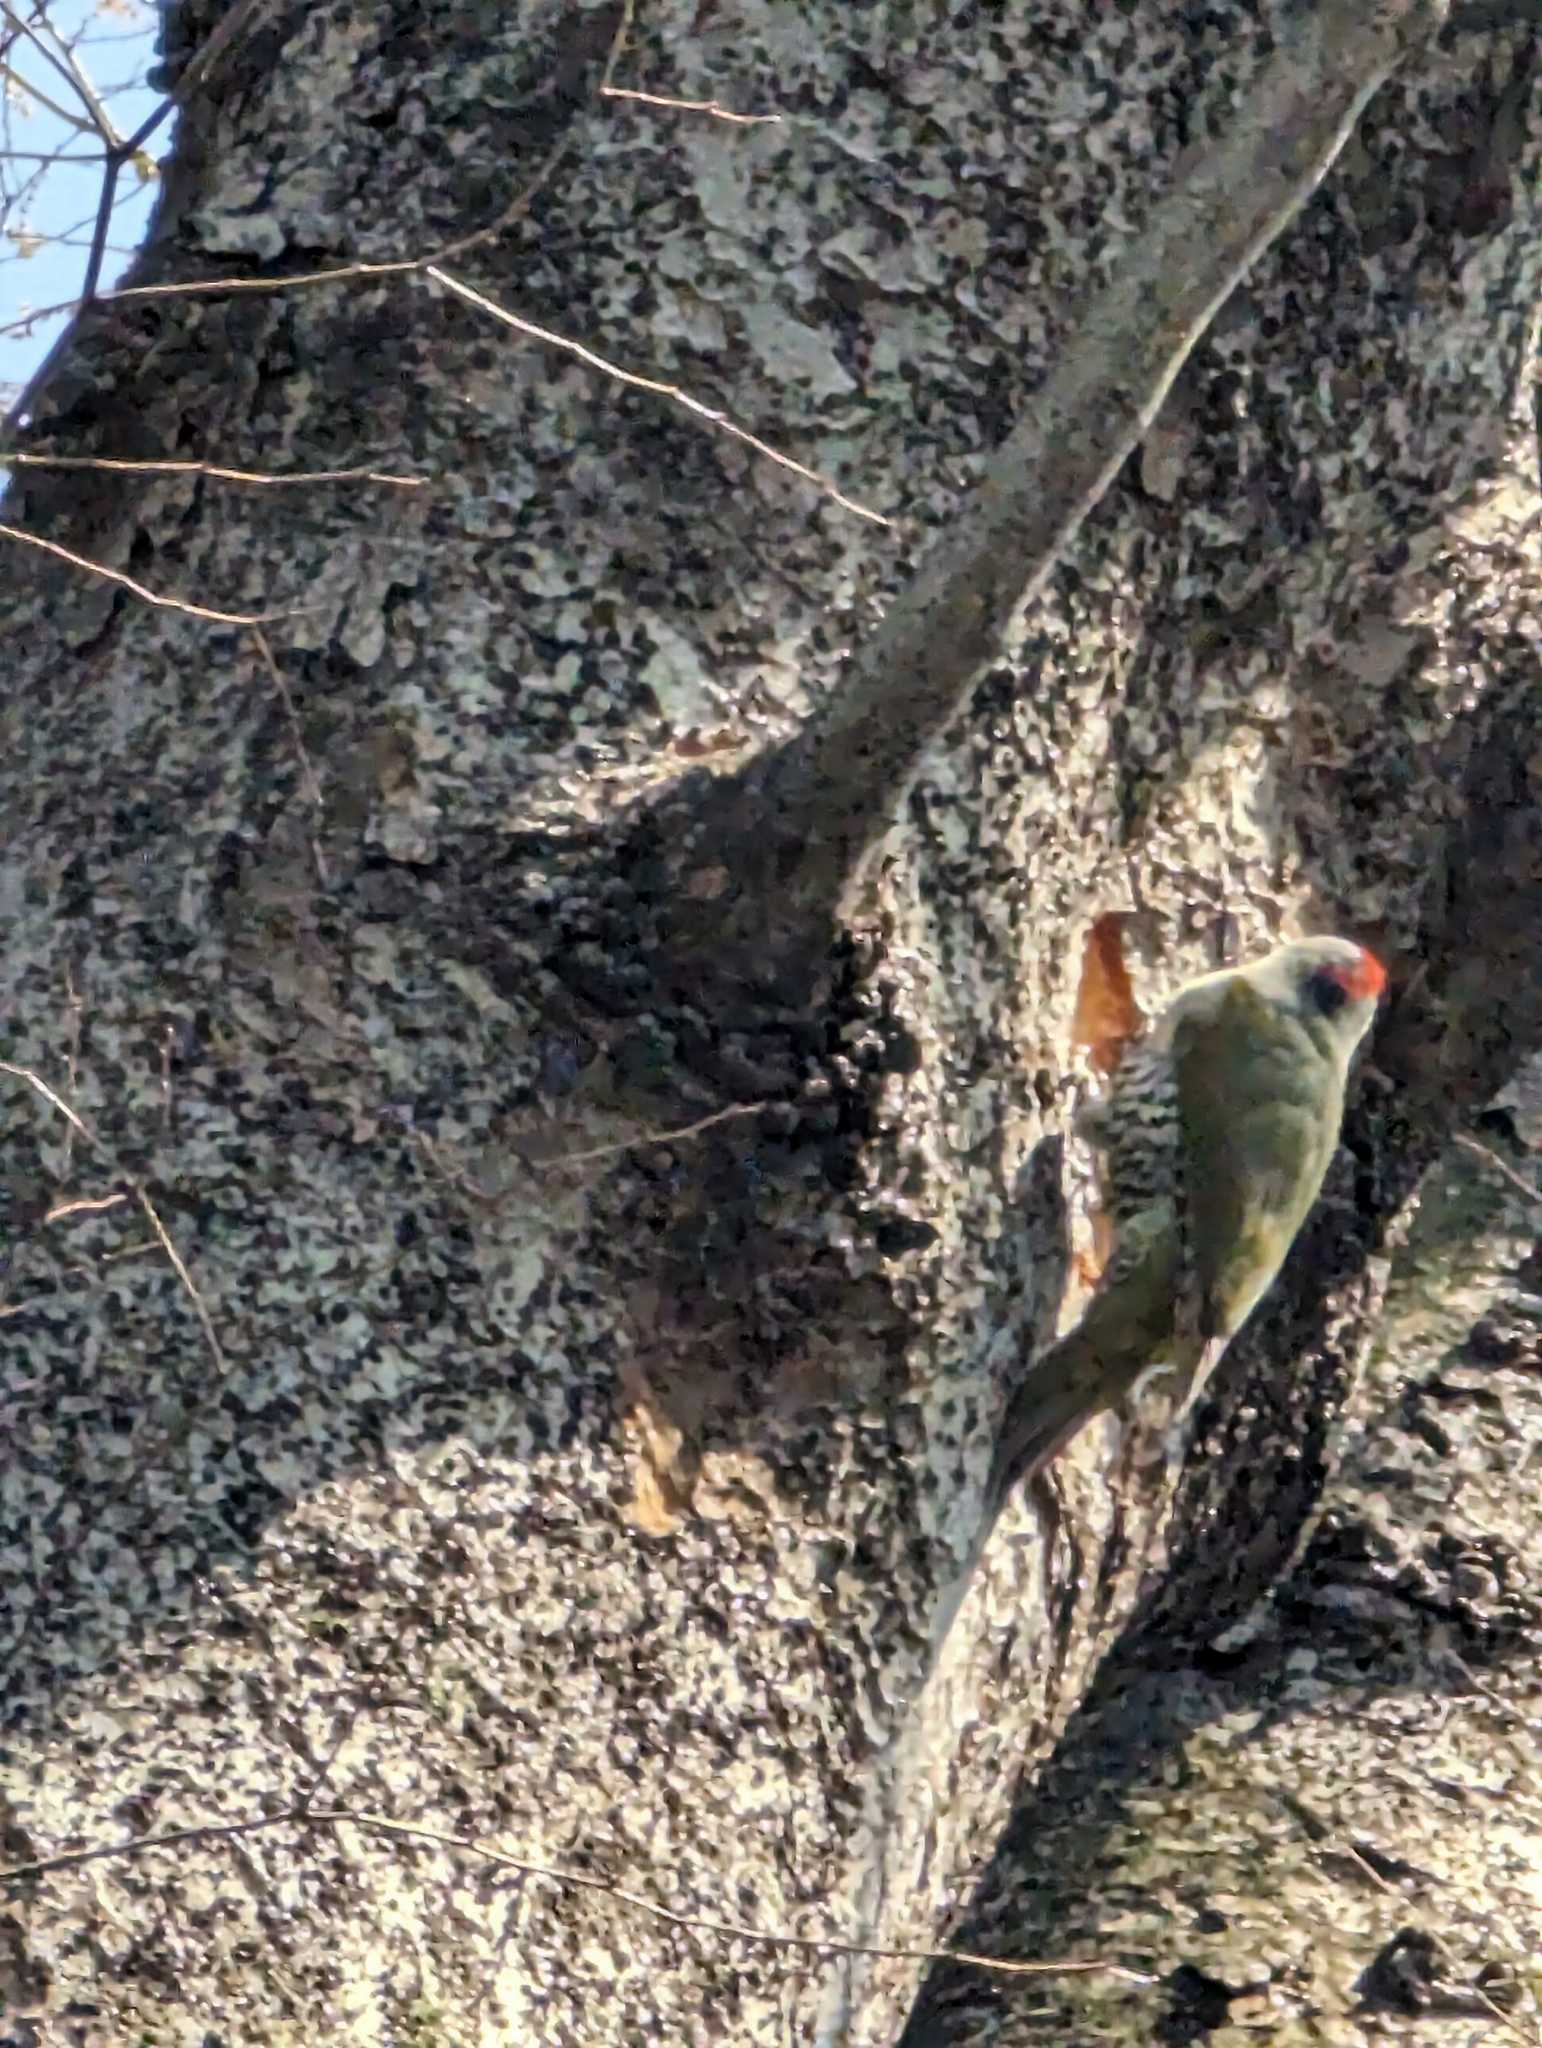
[2,1,1540,2042]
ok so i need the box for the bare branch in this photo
[67,0,272,318]
[757,0,1447,924]
[0,145,109,163]
[0,521,297,624]
[426,264,889,525]
[42,1192,128,1223]
[8,255,419,325]
[3,0,586,360]
[538,1100,768,1170]
[0,1056,93,1145]
[0,1803,1153,1987]
[130,1185,227,1376]
[602,84,782,125]
[0,54,97,135]
[0,0,121,147]
[249,625,330,886]
[8,257,880,525]
[0,1058,225,1378]
[58,961,82,1178]
[600,0,635,92]
[1452,1131,1542,1212]
[5,452,426,488]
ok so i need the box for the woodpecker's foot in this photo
[1128,1359,1175,1406]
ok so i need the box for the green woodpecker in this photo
[991,935,1386,1503]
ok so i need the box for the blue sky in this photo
[1,0,166,416]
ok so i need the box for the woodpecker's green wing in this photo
[1171,979,1341,1351]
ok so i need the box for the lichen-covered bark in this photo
[1,3,1540,2044]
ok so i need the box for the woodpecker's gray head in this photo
[1252,935,1386,1064]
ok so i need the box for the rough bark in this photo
[1,2,1540,2044]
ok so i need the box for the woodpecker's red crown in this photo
[1324,946,1386,1004]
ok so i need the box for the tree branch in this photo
[740,0,1446,936]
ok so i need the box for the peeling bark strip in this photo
[759,0,1448,928]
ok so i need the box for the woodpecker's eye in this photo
[1307,969,1349,1018]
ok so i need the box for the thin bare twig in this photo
[4,261,883,526]
[1469,1977,1541,2048]
[158,1022,175,1135]
[1471,1977,1540,2048]
[0,260,419,350]
[416,1102,770,1210]
[42,1192,127,1223]
[0,1058,93,1145]
[601,0,635,92]
[334,1810,1151,1983]
[4,453,426,489]
[0,1048,237,1676]
[1,0,581,355]
[62,0,268,309]
[0,1811,298,1883]
[425,265,889,525]
[110,253,416,303]
[541,1100,767,1170]
[0,1059,224,1378]
[0,145,108,164]
[0,54,96,135]
[1442,1651,1541,1737]
[0,522,295,624]
[602,84,782,125]
[0,1803,1152,1987]
[131,1187,227,1375]
[1452,1131,1542,1212]
[0,0,120,146]
[250,626,330,886]
[411,1131,502,1208]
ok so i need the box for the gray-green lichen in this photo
[1,2,1540,2043]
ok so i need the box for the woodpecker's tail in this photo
[987,1212,1182,1513]
[986,1321,1112,1513]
